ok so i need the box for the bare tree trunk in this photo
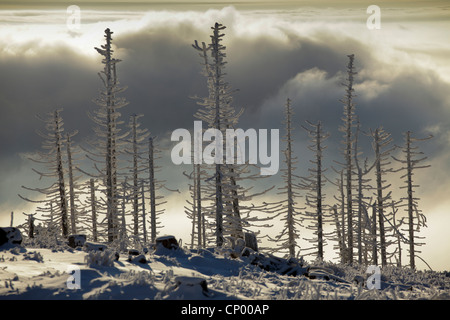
[392,131,432,270]
[405,132,415,269]
[211,23,226,247]
[54,111,69,238]
[148,137,157,244]
[195,163,203,248]
[340,54,357,263]
[286,101,295,257]
[141,181,147,243]
[66,134,77,235]
[333,206,346,263]
[372,201,378,265]
[316,122,324,259]
[132,116,139,237]
[90,179,98,242]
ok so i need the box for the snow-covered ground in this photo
[1,241,449,301]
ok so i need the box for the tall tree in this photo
[369,126,396,267]
[184,141,208,249]
[337,53,358,263]
[301,120,330,260]
[267,99,303,257]
[124,114,150,238]
[192,23,243,247]
[89,178,99,242]
[85,28,128,243]
[192,23,275,250]
[329,170,347,263]
[65,131,85,235]
[353,119,375,264]
[147,136,167,243]
[392,131,432,269]
[19,109,70,238]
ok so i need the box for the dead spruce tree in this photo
[146,136,168,243]
[84,178,99,242]
[266,99,303,257]
[390,201,406,267]
[84,28,128,243]
[124,114,150,239]
[184,139,209,249]
[329,170,347,263]
[192,23,275,249]
[392,131,432,269]
[65,131,86,235]
[334,54,358,263]
[369,126,396,267]
[189,40,213,247]
[192,23,244,247]
[353,119,375,264]
[300,119,330,260]
[19,109,71,238]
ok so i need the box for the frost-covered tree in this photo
[65,131,86,235]
[370,201,378,265]
[369,126,396,267]
[353,120,375,264]
[335,54,358,263]
[88,178,99,241]
[392,131,432,269]
[146,136,168,243]
[19,109,70,237]
[124,114,150,238]
[184,148,208,248]
[331,204,346,263]
[389,201,406,267]
[192,23,274,249]
[300,119,330,260]
[266,99,303,257]
[192,23,244,246]
[84,28,128,243]
[329,170,348,263]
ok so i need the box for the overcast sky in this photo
[0,1,449,270]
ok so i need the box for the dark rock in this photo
[244,232,258,252]
[175,276,209,294]
[155,235,179,250]
[128,254,147,264]
[68,234,86,248]
[0,228,7,246]
[0,227,22,246]
[128,249,140,256]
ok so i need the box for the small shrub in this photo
[85,249,117,267]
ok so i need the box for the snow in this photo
[1,242,449,300]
